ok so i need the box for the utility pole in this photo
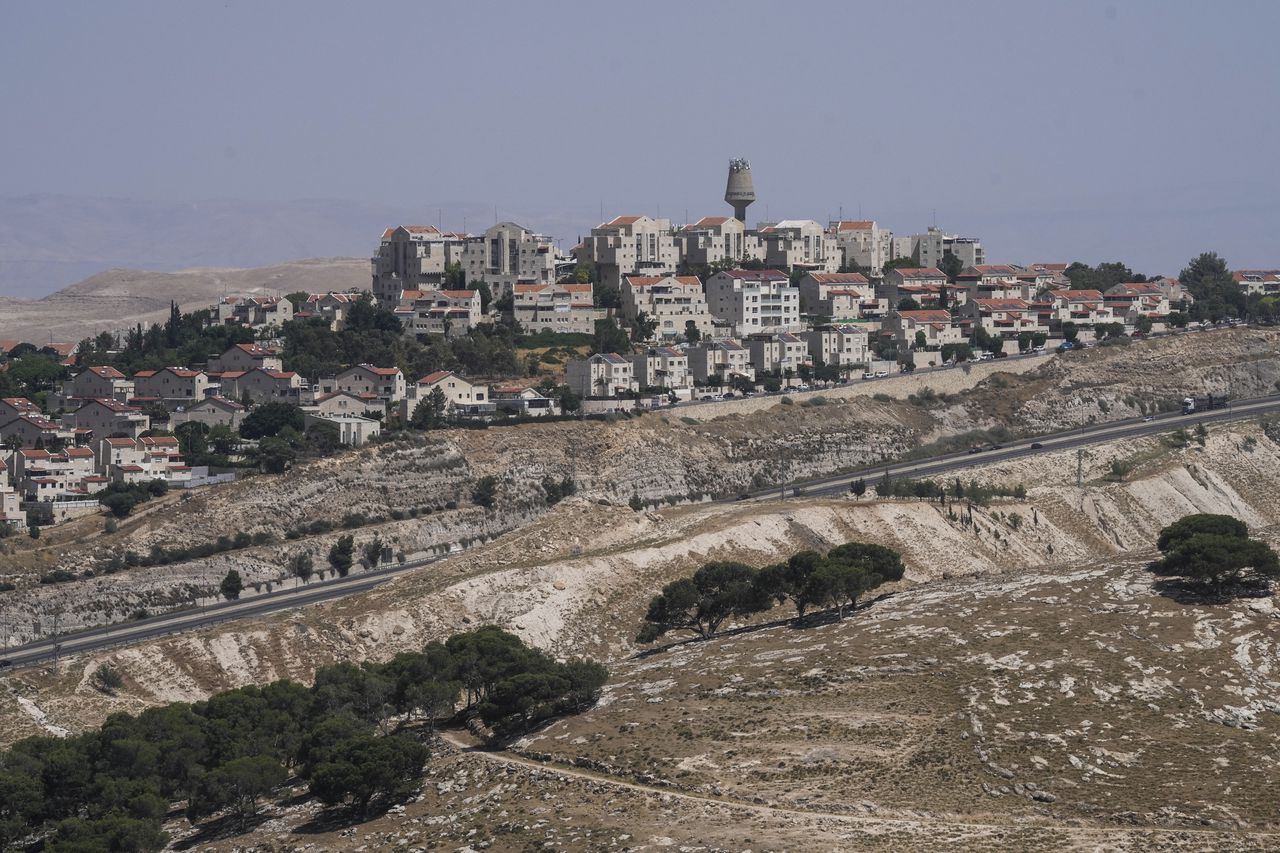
[1076,448,1083,488]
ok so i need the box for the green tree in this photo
[255,436,296,474]
[289,552,314,583]
[631,311,659,342]
[1150,513,1279,593]
[239,403,305,440]
[1061,321,1079,342]
[684,320,702,343]
[938,253,964,283]
[410,385,449,430]
[220,570,244,601]
[307,734,427,816]
[638,561,769,642]
[474,280,492,314]
[754,551,823,617]
[1133,314,1153,334]
[882,256,917,274]
[472,475,499,509]
[801,560,879,618]
[328,535,354,577]
[592,318,630,355]
[186,755,286,826]
[897,297,921,311]
[1179,252,1242,320]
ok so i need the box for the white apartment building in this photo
[887,309,965,351]
[621,275,716,342]
[677,217,762,268]
[804,324,871,368]
[629,346,691,391]
[409,370,488,417]
[215,296,294,330]
[958,298,1047,339]
[686,340,755,385]
[705,269,801,336]
[0,466,25,530]
[324,364,406,404]
[907,227,985,269]
[512,283,600,334]
[744,332,810,375]
[458,222,557,297]
[574,215,680,287]
[828,220,894,275]
[797,272,876,316]
[565,353,637,398]
[758,220,840,273]
[371,225,468,304]
[299,292,361,330]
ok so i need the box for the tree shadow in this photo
[292,793,413,835]
[170,812,271,850]
[1150,576,1273,605]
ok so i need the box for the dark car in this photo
[736,493,750,501]
[0,660,11,669]
[968,446,982,454]
[994,351,1008,358]
[1030,442,1043,449]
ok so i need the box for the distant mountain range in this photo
[0,194,597,300]
[0,258,369,344]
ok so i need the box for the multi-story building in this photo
[887,309,965,351]
[0,397,42,423]
[621,275,716,342]
[797,272,879,318]
[758,220,840,273]
[169,396,246,430]
[744,332,810,375]
[574,215,680,287]
[458,222,557,297]
[1232,270,1280,296]
[511,283,600,334]
[371,224,468,304]
[219,368,304,406]
[407,370,489,419]
[215,296,294,330]
[565,353,637,398]
[954,265,1032,301]
[208,343,283,374]
[0,466,25,530]
[686,340,755,385]
[705,269,801,336]
[0,412,77,449]
[882,267,959,308]
[133,367,212,407]
[803,324,871,369]
[677,217,761,268]
[828,220,894,275]
[628,346,691,391]
[906,227,985,269]
[957,298,1047,340]
[1045,289,1116,326]
[298,292,361,330]
[63,365,134,406]
[68,398,150,440]
[8,446,98,501]
[323,364,406,405]
[1102,283,1172,320]
[397,289,484,338]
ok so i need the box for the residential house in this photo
[1103,282,1172,323]
[303,412,381,446]
[628,346,691,392]
[0,413,76,449]
[169,396,246,430]
[954,265,1032,301]
[398,288,484,338]
[797,272,882,319]
[803,324,871,369]
[298,292,361,330]
[325,364,406,405]
[133,367,212,407]
[511,283,601,334]
[1027,263,1072,288]
[208,343,283,374]
[574,215,680,287]
[216,296,294,330]
[744,332,810,375]
[0,466,25,529]
[686,340,755,385]
[883,267,950,307]
[958,298,1047,340]
[64,365,134,405]
[306,391,387,421]
[888,309,965,354]
[219,368,304,406]
[621,275,716,342]
[705,269,801,336]
[1046,290,1116,327]
[0,398,42,423]
[97,436,190,485]
[405,370,488,420]
[68,398,150,440]
[491,384,559,417]
[758,220,840,273]
[1232,270,1280,296]
[565,354,638,398]
[8,446,98,502]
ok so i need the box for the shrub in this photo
[39,569,77,585]
[104,517,119,534]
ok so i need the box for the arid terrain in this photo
[0,257,367,342]
[1,331,1279,851]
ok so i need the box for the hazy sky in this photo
[3,0,1278,275]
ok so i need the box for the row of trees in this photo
[0,627,606,851]
[637,543,905,643]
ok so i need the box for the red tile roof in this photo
[894,268,946,280]
[418,370,456,385]
[831,220,875,231]
[809,273,869,284]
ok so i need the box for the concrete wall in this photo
[674,352,1051,421]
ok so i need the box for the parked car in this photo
[862,372,875,379]
[874,370,889,378]
[1030,442,1043,449]
[967,446,982,454]
[994,351,1008,358]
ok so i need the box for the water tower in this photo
[724,158,756,223]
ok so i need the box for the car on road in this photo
[0,660,11,669]
[874,370,889,378]
[1143,415,1154,422]
[862,371,874,379]
[736,494,750,501]
[967,446,982,454]
[1030,442,1043,449]
[994,351,1008,358]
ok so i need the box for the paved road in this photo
[739,394,1280,499]
[3,393,1278,672]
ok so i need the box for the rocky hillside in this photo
[1,328,1277,644]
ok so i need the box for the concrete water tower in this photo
[724,158,756,223]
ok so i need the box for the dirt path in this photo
[437,730,1280,847]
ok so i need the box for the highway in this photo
[3,393,1278,671]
